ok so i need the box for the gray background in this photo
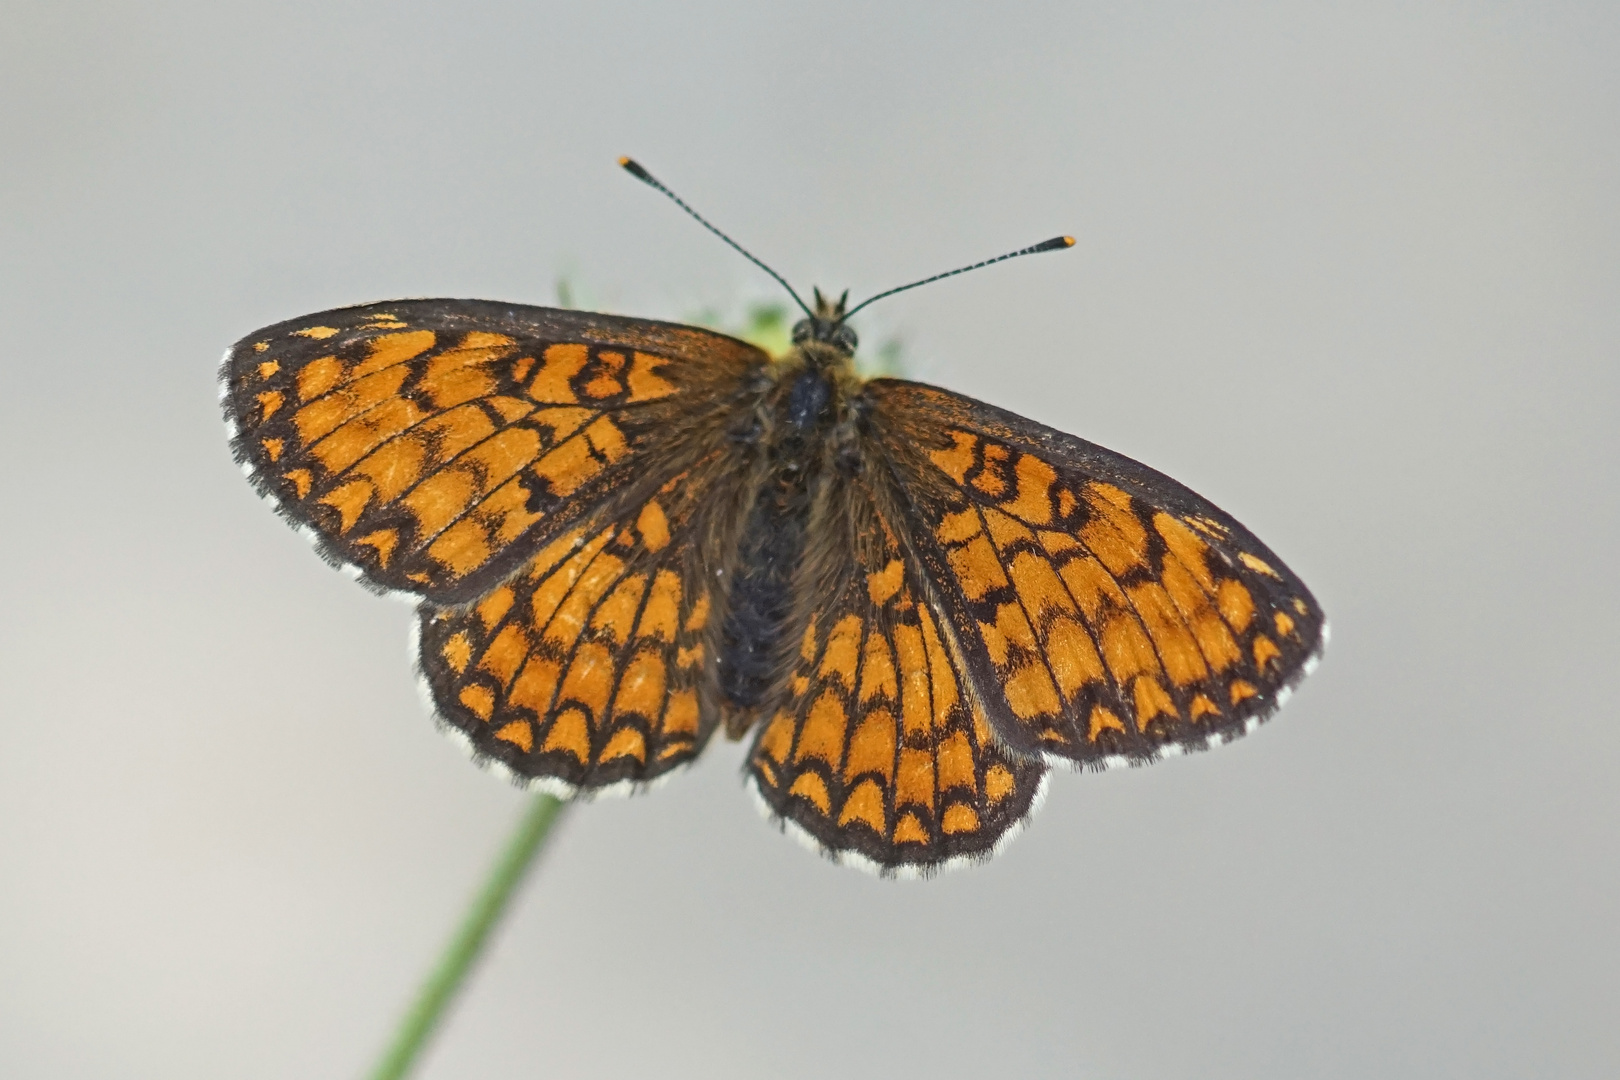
[3,2,1617,1078]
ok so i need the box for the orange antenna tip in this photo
[619,157,654,183]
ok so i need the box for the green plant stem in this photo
[367,792,568,1080]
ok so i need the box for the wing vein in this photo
[1062,496,1188,715]
[966,500,1072,729]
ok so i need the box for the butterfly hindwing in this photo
[221,299,766,604]
[416,452,738,793]
[866,381,1326,768]
[747,479,1046,873]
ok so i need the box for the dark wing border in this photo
[867,378,1327,771]
[219,298,768,604]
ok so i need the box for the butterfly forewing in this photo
[867,381,1325,768]
[747,474,1046,872]
[221,300,766,604]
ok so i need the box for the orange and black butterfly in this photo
[221,160,1324,875]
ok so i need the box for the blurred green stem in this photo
[367,793,568,1080]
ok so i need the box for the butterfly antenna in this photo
[619,157,814,320]
[843,235,1076,319]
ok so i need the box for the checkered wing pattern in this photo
[221,299,765,604]
[417,455,736,792]
[867,381,1326,768]
[748,478,1046,873]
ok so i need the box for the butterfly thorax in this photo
[714,323,869,736]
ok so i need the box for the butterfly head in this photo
[792,288,858,356]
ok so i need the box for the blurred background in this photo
[3,3,1617,1078]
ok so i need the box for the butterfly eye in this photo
[790,317,858,354]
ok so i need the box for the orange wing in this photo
[220,299,765,604]
[416,453,737,793]
[866,381,1326,769]
[747,482,1046,875]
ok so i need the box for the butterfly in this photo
[220,160,1325,876]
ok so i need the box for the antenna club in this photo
[1029,235,1075,253]
[619,157,654,183]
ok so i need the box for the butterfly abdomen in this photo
[714,364,843,727]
